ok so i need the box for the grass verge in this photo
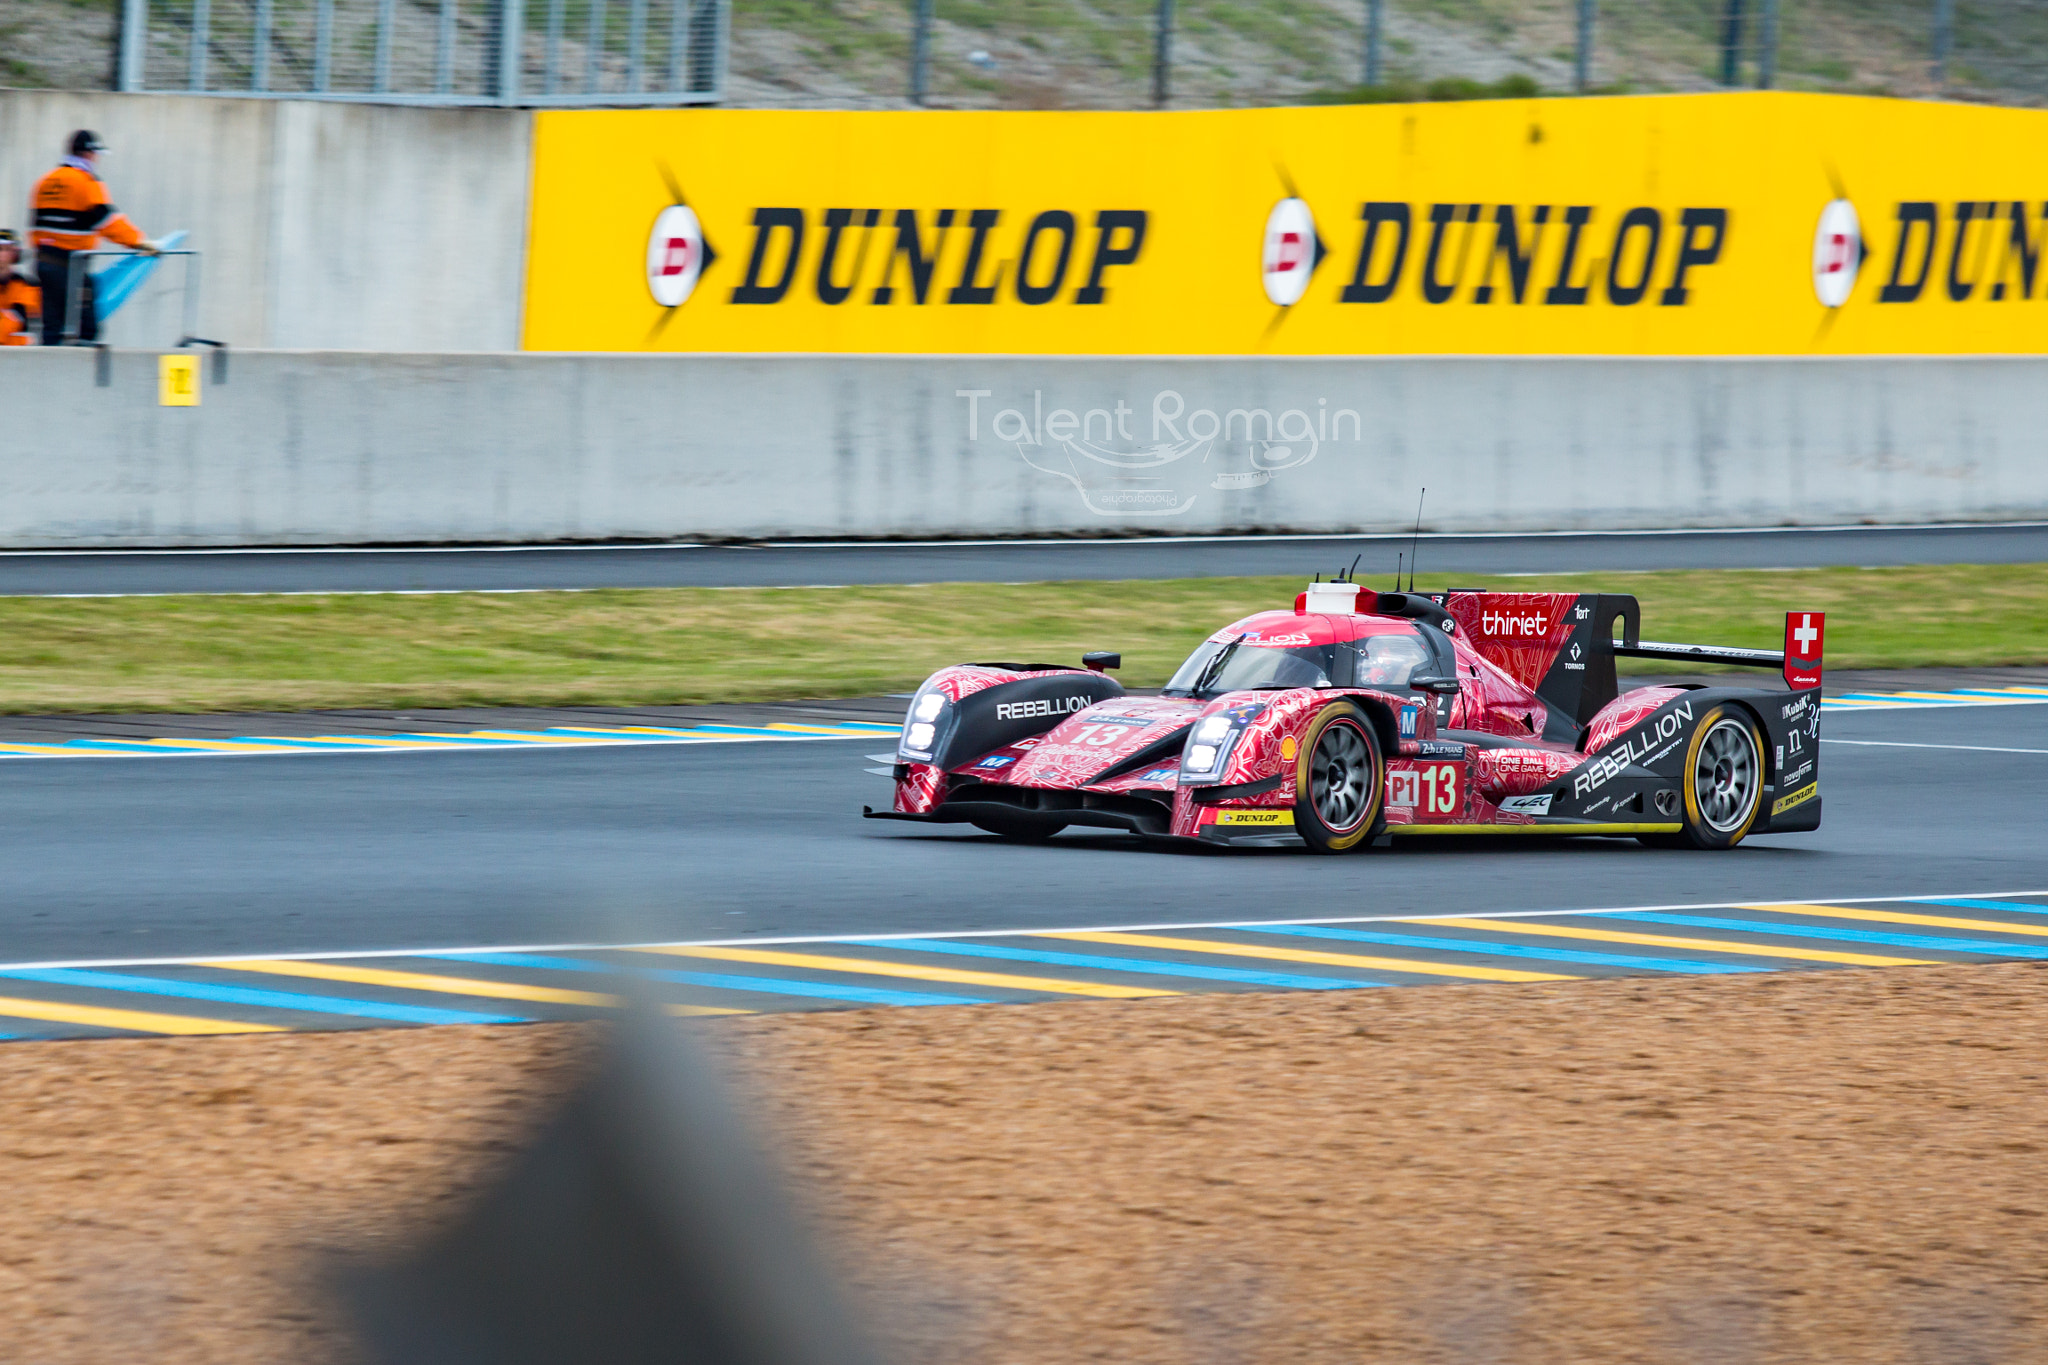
[0,562,2041,714]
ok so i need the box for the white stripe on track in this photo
[1824,738,2048,755]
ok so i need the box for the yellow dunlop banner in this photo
[523,92,2048,355]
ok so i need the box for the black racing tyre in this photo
[970,815,1068,842]
[1292,701,1385,854]
[1666,705,1765,850]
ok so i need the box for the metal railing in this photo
[115,0,727,105]
[57,249,210,349]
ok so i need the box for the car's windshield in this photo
[1357,633,1431,688]
[1163,639,1335,697]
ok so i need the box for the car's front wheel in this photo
[1293,701,1385,854]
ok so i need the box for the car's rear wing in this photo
[1618,612,1826,692]
[1615,641,1785,668]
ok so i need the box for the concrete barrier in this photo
[0,91,529,351]
[1,348,2042,546]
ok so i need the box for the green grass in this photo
[0,563,2040,715]
[1305,72,1541,104]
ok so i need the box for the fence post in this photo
[1718,0,1744,86]
[1931,0,1954,87]
[1756,0,1777,87]
[1363,0,1382,86]
[492,0,525,101]
[187,0,210,89]
[1574,0,1592,92]
[116,0,147,91]
[314,0,334,91]
[253,0,272,90]
[374,0,395,91]
[1153,0,1173,107]
[910,0,933,104]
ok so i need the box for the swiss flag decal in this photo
[1784,612,1825,690]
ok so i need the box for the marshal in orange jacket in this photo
[30,162,145,253]
[0,273,39,346]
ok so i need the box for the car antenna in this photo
[1345,553,1362,581]
[1395,552,1403,590]
[1406,487,1427,592]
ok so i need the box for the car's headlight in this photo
[900,688,950,761]
[1179,720,1241,784]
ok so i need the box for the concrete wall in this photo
[0,348,2041,546]
[0,91,529,351]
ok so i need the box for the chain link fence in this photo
[722,0,2048,110]
[100,0,2048,107]
[117,0,727,102]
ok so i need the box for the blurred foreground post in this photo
[1154,0,1174,108]
[1719,0,1745,86]
[1574,0,1592,92]
[1931,0,1954,87]
[910,0,933,104]
[1756,0,1777,87]
[342,1009,885,1365]
[1363,0,1383,87]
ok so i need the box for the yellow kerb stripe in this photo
[1747,903,2048,938]
[644,945,1174,999]
[1042,930,1574,983]
[0,994,281,1035]
[1425,917,1930,967]
[207,960,618,1007]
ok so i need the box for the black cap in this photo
[0,229,17,245]
[69,130,105,156]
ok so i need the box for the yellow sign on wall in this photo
[158,352,200,405]
[523,93,2048,355]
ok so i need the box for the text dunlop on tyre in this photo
[1677,705,1765,850]
[1293,701,1385,854]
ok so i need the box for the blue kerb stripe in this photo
[674,725,798,736]
[60,740,216,753]
[230,736,402,748]
[1918,898,2048,915]
[382,733,536,745]
[855,937,1389,990]
[1603,911,2048,959]
[0,967,527,1025]
[1251,923,1766,974]
[432,951,985,1007]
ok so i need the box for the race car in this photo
[863,580,1825,853]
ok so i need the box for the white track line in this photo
[1824,738,2048,755]
[2,520,2040,558]
[3,887,2040,976]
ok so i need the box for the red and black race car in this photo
[864,581,1825,853]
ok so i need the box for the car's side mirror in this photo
[1409,675,1461,695]
[1082,652,1122,672]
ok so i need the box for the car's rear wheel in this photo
[970,815,1068,842]
[1293,702,1385,854]
[1642,706,1763,850]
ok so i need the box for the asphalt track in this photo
[0,691,2039,1038]
[5,521,2047,595]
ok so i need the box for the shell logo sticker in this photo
[1280,735,1298,761]
[647,204,706,308]
[1261,197,1324,307]
[1812,198,1862,309]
